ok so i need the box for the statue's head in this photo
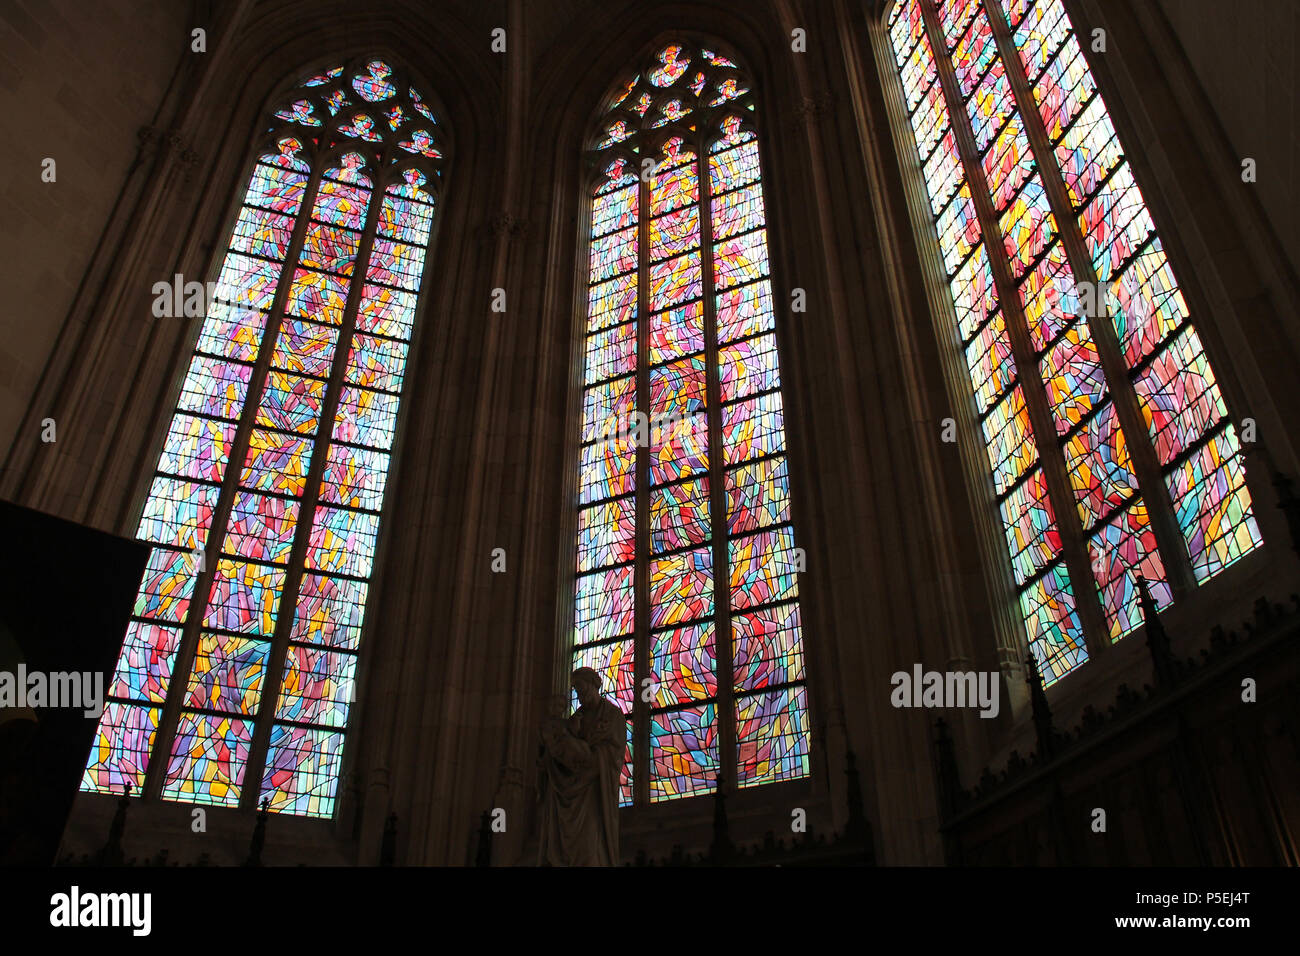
[571,667,602,708]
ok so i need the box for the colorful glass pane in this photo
[980,386,1038,495]
[1039,321,1107,435]
[196,304,267,364]
[649,478,711,554]
[729,527,800,610]
[569,44,809,806]
[716,280,774,343]
[260,725,345,818]
[276,645,357,726]
[1000,467,1060,585]
[571,640,636,717]
[735,686,810,787]
[107,622,181,703]
[891,0,1262,685]
[578,495,637,571]
[87,60,444,817]
[82,703,160,794]
[293,573,368,651]
[1167,427,1262,583]
[649,704,718,801]
[184,633,270,714]
[649,623,718,706]
[732,601,804,691]
[575,565,635,645]
[1063,401,1140,529]
[1018,563,1087,684]
[649,547,714,629]
[725,456,791,534]
[965,311,1016,415]
[1089,500,1171,641]
[161,713,252,807]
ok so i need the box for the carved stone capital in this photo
[137,125,201,180]
[824,703,846,731]
[495,765,525,805]
[786,90,837,130]
[137,124,164,159]
[996,645,1024,676]
[481,212,529,242]
[778,90,837,136]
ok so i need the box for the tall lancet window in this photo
[570,42,810,806]
[885,0,1262,683]
[82,59,447,817]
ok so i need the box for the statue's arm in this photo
[591,705,626,761]
[548,729,595,769]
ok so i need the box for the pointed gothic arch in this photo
[881,0,1263,684]
[565,39,812,807]
[81,55,450,818]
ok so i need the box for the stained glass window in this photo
[570,43,811,807]
[82,58,446,817]
[886,0,1261,684]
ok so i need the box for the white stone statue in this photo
[537,667,624,866]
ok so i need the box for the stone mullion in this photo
[241,164,387,810]
[697,136,738,794]
[634,169,652,807]
[144,158,327,801]
[983,0,1197,599]
[920,1,1110,656]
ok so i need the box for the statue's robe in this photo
[538,696,624,866]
